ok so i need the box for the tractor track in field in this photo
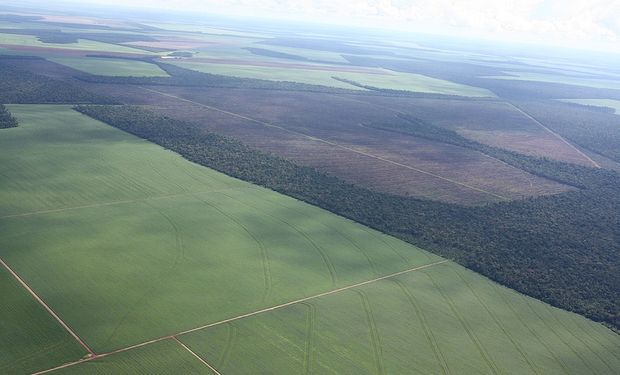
[192,193,273,303]
[426,272,500,375]
[141,86,510,201]
[219,323,237,371]
[393,279,450,375]
[218,191,338,288]
[523,298,600,375]
[493,284,571,375]
[357,290,386,375]
[257,193,380,277]
[0,187,253,220]
[453,268,539,375]
[32,260,448,374]
[301,302,317,375]
[543,305,616,374]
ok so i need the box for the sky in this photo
[31,0,620,52]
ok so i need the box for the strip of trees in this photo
[76,104,620,332]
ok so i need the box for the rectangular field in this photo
[0,105,437,357]
[48,57,169,77]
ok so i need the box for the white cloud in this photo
[74,0,620,51]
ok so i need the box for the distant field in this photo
[0,104,617,374]
[169,61,494,96]
[145,86,570,204]
[179,262,620,375]
[484,71,620,91]
[49,57,169,76]
[0,105,436,354]
[0,33,151,55]
[559,98,620,114]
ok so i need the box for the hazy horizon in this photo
[3,0,619,54]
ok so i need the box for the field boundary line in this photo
[0,187,253,220]
[141,87,508,201]
[0,258,95,356]
[172,336,223,375]
[32,259,449,374]
[507,103,601,168]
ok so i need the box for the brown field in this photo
[354,96,596,166]
[19,58,574,204]
[131,85,572,204]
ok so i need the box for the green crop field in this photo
[170,61,494,96]
[49,57,169,77]
[0,33,151,55]
[559,99,620,114]
[53,340,214,374]
[484,71,620,91]
[178,262,620,375]
[0,268,86,374]
[1,104,618,374]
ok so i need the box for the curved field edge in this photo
[177,262,620,375]
[0,105,438,363]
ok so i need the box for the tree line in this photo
[76,104,620,332]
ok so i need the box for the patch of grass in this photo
[49,57,169,77]
[54,339,214,374]
[0,267,86,374]
[180,262,620,375]
[0,105,437,354]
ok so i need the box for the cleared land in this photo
[0,105,437,356]
[0,265,86,374]
[0,33,151,55]
[49,57,169,77]
[168,61,494,96]
[141,86,571,204]
[0,105,618,374]
[178,262,620,375]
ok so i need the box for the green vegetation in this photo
[55,339,213,374]
[49,57,169,77]
[0,267,86,374]
[484,71,620,91]
[181,262,620,375]
[76,105,620,330]
[0,32,151,54]
[0,104,17,128]
[0,59,115,104]
[168,61,365,90]
[0,105,436,355]
[558,98,620,114]
[169,61,494,96]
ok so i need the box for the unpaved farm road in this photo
[31,259,449,374]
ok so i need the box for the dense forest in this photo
[0,104,17,128]
[76,104,620,331]
[0,59,116,104]
[516,100,620,163]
